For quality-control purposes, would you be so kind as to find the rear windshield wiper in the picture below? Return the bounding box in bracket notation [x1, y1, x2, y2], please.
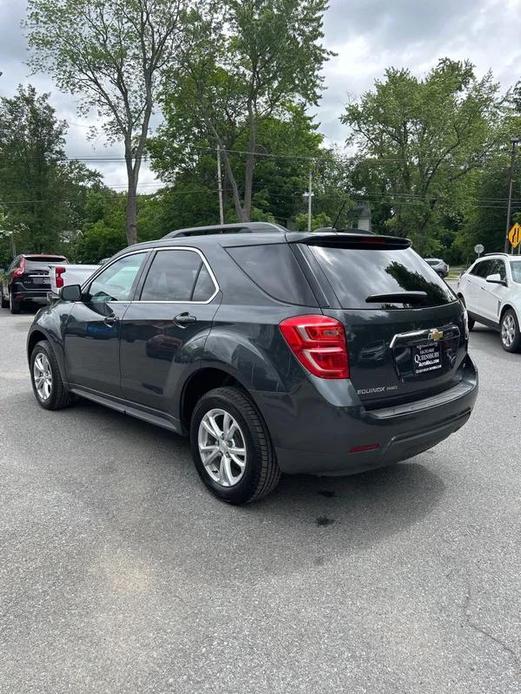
[365, 291, 428, 304]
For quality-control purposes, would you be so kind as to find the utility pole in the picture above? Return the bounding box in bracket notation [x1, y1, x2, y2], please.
[216, 145, 224, 225]
[504, 138, 520, 253]
[0, 229, 16, 258]
[303, 169, 314, 232]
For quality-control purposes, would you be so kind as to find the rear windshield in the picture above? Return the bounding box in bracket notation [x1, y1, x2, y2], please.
[309, 246, 455, 309]
[25, 256, 67, 267]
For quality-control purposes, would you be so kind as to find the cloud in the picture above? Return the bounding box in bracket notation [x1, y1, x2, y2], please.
[2, 0, 521, 186]
[319, 0, 521, 143]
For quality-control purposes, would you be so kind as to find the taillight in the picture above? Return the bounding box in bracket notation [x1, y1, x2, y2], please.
[279, 315, 349, 379]
[462, 308, 469, 340]
[55, 266, 66, 289]
[13, 257, 25, 278]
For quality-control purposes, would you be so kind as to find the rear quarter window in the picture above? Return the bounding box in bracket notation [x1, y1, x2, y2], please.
[308, 246, 455, 309]
[226, 244, 317, 306]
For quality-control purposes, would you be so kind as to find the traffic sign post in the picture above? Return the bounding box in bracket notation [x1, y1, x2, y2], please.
[474, 243, 484, 257]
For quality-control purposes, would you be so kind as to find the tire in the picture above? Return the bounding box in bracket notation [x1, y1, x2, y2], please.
[9, 290, 21, 314]
[30, 340, 75, 410]
[500, 309, 521, 353]
[190, 386, 281, 504]
[0, 287, 8, 309]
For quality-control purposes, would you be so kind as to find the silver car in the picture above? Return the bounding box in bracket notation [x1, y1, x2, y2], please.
[425, 257, 449, 278]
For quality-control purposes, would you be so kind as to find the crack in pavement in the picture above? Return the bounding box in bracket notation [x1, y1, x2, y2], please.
[463, 583, 520, 680]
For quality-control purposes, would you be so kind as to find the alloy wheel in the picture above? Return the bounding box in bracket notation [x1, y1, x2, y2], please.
[33, 352, 53, 401]
[198, 408, 247, 487]
[501, 314, 516, 348]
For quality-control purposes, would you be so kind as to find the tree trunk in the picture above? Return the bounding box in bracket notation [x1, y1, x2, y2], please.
[126, 172, 138, 246]
[220, 146, 246, 221]
[242, 109, 257, 221]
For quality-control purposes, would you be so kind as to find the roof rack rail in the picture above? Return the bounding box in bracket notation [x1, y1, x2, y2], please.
[483, 252, 510, 257]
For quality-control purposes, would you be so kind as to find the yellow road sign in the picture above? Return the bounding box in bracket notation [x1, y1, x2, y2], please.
[508, 223, 521, 249]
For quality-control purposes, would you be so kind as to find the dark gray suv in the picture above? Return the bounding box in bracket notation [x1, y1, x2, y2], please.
[27, 231, 478, 503]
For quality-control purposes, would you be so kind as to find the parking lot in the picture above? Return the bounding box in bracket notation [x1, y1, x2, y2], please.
[0, 309, 519, 694]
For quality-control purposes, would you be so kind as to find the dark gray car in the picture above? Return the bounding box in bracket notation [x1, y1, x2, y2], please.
[27, 231, 478, 503]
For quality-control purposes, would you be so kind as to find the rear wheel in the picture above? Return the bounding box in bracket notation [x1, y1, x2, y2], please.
[500, 309, 521, 353]
[30, 340, 75, 410]
[190, 386, 281, 504]
[9, 290, 21, 314]
[0, 287, 8, 308]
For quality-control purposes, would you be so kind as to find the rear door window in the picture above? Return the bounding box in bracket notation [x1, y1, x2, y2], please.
[140, 249, 216, 302]
[307, 246, 455, 309]
[511, 261, 521, 284]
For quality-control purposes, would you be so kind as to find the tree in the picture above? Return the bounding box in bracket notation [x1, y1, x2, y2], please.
[0, 85, 100, 255]
[26, 0, 186, 245]
[149, 107, 344, 228]
[342, 59, 503, 254]
[161, 0, 332, 222]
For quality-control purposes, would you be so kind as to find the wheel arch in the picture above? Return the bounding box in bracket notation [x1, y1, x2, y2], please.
[500, 303, 520, 323]
[27, 328, 68, 385]
[27, 329, 49, 361]
[180, 367, 249, 432]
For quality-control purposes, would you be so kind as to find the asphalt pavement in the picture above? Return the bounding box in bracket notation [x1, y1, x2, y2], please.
[0, 308, 520, 694]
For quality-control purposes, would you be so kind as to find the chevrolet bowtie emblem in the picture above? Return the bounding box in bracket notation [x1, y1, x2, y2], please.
[428, 328, 444, 342]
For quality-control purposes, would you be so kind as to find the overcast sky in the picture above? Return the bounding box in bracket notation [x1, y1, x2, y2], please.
[1, 0, 520, 192]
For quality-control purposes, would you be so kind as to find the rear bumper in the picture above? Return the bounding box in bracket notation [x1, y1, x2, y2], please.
[11, 286, 50, 304]
[256, 357, 478, 476]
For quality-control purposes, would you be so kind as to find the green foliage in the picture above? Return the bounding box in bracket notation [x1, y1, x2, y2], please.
[73, 187, 127, 262]
[149, 106, 350, 228]
[26, 0, 187, 244]
[0, 85, 101, 260]
[342, 59, 503, 255]
[160, 0, 332, 220]
[294, 211, 332, 231]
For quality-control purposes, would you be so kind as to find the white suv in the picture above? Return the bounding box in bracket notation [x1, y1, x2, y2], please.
[457, 254, 521, 352]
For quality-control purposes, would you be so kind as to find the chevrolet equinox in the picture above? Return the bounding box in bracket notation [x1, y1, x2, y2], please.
[27, 231, 478, 503]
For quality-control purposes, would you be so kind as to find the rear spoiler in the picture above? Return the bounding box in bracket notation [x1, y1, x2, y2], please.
[286, 232, 411, 250]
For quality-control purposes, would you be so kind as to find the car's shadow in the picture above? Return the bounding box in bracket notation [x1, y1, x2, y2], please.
[52, 397, 446, 578]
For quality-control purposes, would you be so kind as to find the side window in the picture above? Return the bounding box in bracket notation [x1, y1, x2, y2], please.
[140, 249, 215, 302]
[192, 264, 217, 301]
[489, 259, 506, 280]
[470, 260, 491, 278]
[87, 253, 146, 303]
[9, 257, 20, 272]
[226, 244, 318, 306]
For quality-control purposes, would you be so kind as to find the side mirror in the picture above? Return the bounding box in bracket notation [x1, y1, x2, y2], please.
[60, 284, 82, 302]
[486, 273, 507, 286]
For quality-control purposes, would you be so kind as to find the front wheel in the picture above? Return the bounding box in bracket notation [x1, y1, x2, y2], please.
[500, 309, 521, 353]
[190, 386, 281, 504]
[30, 340, 75, 410]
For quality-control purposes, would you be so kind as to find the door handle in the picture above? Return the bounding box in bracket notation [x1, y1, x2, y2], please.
[174, 312, 197, 326]
[103, 315, 118, 326]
